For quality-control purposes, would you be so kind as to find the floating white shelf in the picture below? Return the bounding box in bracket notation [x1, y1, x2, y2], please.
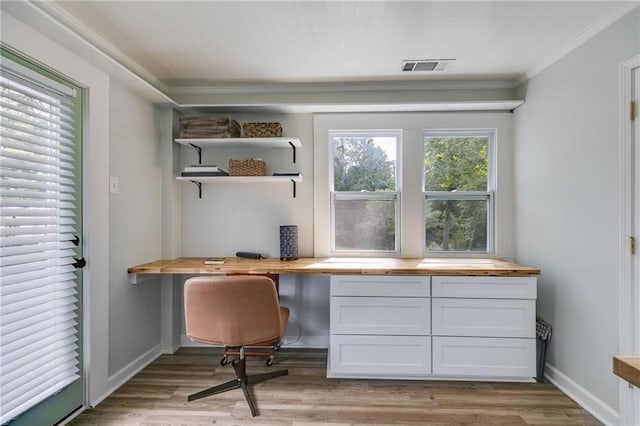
[175, 137, 301, 148]
[176, 174, 303, 183]
[177, 174, 303, 198]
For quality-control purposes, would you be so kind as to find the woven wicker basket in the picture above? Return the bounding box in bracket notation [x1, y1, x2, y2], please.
[242, 122, 283, 138]
[228, 159, 266, 176]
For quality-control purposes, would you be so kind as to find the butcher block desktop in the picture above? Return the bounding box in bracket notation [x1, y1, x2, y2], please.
[128, 257, 540, 279]
[614, 356, 640, 388]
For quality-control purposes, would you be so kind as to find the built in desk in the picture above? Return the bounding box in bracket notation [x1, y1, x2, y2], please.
[128, 257, 539, 281]
[614, 356, 640, 388]
[128, 257, 541, 382]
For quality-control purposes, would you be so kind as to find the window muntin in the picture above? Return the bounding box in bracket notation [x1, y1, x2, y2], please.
[330, 131, 400, 254]
[423, 130, 494, 254]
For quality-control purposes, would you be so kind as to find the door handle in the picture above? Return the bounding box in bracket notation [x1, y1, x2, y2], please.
[73, 257, 86, 269]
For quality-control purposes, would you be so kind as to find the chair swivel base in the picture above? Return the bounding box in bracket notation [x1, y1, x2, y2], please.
[188, 357, 288, 417]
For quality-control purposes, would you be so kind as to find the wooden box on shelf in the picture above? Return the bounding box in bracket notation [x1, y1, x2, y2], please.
[179, 114, 241, 138]
[228, 159, 266, 176]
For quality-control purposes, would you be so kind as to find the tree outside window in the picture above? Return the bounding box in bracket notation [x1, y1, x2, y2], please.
[330, 132, 399, 254]
[423, 131, 494, 253]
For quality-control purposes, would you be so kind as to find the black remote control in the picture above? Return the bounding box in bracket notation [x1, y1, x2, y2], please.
[236, 251, 264, 259]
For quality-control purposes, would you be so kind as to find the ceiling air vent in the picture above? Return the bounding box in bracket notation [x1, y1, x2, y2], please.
[402, 59, 455, 72]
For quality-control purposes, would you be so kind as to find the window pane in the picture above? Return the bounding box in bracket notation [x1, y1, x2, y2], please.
[424, 136, 488, 191]
[334, 198, 396, 251]
[425, 198, 488, 252]
[333, 136, 396, 191]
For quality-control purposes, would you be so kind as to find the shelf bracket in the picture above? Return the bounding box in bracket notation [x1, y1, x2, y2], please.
[189, 143, 203, 164]
[288, 141, 297, 164]
[291, 179, 297, 198]
[190, 180, 202, 199]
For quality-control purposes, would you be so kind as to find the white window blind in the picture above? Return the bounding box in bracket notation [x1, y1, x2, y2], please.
[0, 58, 80, 424]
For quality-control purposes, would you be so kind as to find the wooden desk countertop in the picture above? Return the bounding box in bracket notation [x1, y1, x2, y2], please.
[614, 356, 640, 388]
[128, 257, 540, 277]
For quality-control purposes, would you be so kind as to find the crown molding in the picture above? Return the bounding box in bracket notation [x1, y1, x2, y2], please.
[175, 100, 524, 114]
[166, 78, 521, 97]
[523, 2, 640, 83]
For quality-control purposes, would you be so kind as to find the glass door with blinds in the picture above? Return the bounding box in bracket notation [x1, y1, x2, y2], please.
[0, 49, 84, 425]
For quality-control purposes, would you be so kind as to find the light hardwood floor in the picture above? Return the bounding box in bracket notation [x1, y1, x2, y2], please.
[69, 348, 601, 425]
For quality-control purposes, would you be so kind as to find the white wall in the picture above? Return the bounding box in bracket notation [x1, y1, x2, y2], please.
[513, 8, 640, 425]
[108, 79, 163, 374]
[180, 112, 314, 258]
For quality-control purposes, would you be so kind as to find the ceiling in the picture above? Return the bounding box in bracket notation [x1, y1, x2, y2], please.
[25, 1, 639, 89]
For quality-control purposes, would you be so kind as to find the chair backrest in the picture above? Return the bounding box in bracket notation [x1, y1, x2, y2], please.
[184, 275, 282, 347]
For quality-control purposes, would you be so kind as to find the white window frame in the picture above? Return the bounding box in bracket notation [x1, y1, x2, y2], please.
[329, 130, 401, 256]
[422, 129, 496, 256]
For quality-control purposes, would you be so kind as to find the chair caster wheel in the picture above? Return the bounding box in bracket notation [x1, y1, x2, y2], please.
[266, 357, 274, 367]
[220, 356, 228, 366]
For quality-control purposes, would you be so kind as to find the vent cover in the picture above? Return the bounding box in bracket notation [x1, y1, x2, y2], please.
[402, 59, 455, 72]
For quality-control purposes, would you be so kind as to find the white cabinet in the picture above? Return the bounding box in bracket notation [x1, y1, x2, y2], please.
[331, 297, 431, 335]
[432, 275, 536, 299]
[330, 335, 431, 376]
[330, 275, 430, 297]
[431, 298, 535, 338]
[432, 336, 536, 378]
[328, 275, 431, 378]
[327, 274, 537, 382]
[431, 275, 537, 381]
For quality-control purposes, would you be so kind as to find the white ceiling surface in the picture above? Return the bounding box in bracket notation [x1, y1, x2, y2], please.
[5, 1, 637, 110]
[49, 1, 637, 88]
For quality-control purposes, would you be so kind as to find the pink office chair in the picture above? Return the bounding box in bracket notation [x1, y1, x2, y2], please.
[183, 275, 289, 416]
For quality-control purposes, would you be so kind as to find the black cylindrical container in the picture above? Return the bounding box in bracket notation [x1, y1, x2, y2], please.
[280, 225, 298, 260]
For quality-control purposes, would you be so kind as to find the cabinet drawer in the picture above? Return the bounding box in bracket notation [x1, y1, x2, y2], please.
[432, 298, 535, 338]
[330, 335, 431, 376]
[432, 336, 535, 379]
[331, 297, 430, 335]
[330, 275, 430, 297]
[432, 276, 536, 299]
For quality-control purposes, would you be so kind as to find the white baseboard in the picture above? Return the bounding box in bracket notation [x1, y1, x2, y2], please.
[161, 342, 181, 354]
[180, 334, 329, 349]
[90, 344, 162, 407]
[545, 363, 619, 426]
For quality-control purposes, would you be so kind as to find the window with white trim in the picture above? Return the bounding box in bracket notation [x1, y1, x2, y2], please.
[423, 130, 494, 254]
[330, 131, 400, 255]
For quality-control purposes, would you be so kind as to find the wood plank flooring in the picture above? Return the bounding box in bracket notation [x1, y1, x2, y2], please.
[69, 348, 601, 425]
